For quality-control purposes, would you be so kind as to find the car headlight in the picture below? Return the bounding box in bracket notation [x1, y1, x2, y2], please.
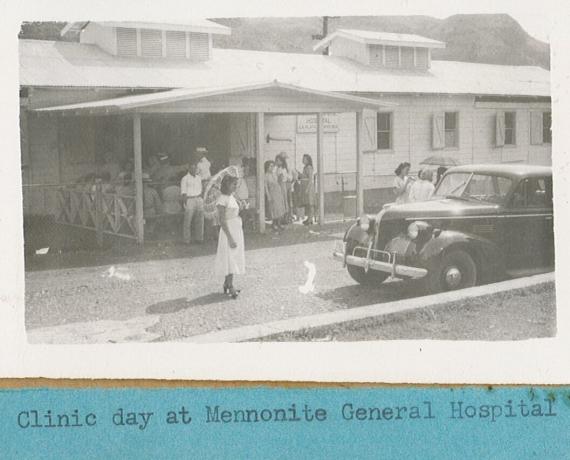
[407, 221, 431, 240]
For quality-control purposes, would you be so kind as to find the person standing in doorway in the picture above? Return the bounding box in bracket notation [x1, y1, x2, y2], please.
[215, 175, 245, 299]
[299, 154, 316, 225]
[276, 153, 293, 223]
[264, 160, 286, 232]
[180, 162, 204, 245]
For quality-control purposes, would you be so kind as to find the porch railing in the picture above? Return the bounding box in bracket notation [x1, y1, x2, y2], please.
[55, 184, 138, 242]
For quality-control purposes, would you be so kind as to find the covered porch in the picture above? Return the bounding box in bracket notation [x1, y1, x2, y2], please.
[33, 81, 393, 244]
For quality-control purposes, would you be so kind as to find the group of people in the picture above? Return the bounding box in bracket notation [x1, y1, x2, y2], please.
[264, 152, 316, 232]
[393, 162, 447, 204]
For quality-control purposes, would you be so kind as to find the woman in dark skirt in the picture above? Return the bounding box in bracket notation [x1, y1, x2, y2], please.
[299, 154, 316, 225]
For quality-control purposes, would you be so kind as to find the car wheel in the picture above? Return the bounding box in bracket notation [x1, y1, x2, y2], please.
[425, 249, 477, 294]
[345, 241, 389, 287]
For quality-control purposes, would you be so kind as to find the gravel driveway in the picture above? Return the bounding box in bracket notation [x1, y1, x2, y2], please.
[25, 227, 426, 343]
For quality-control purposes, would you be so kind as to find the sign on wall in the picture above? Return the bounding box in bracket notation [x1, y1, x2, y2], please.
[296, 114, 339, 133]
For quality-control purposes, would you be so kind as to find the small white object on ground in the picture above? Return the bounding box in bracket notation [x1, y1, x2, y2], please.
[102, 265, 132, 281]
[298, 261, 316, 294]
[308, 230, 320, 235]
[35, 247, 49, 255]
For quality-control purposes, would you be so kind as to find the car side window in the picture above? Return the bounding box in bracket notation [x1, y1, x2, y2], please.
[511, 177, 552, 209]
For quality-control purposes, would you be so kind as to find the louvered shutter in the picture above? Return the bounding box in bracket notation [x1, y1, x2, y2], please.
[495, 111, 505, 147]
[530, 111, 544, 145]
[165, 31, 186, 58]
[141, 29, 163, 57]
[116, 27, 137, 56]
[189, 32, 209, 61]
[362, 109, 377, 152]
[432, 112, 445, 149]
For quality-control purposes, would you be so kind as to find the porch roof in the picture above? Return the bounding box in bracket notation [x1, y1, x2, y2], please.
[32, 80, 397, 115]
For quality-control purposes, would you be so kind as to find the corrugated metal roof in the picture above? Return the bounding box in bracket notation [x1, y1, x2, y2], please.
[19, 39, 550, 97]
[314, 29, 446, 51]
[33, 81, 397, 114]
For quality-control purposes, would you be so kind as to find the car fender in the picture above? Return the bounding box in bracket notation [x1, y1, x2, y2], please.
[344, 222, 372, 247]
[418, 230, 504, 283]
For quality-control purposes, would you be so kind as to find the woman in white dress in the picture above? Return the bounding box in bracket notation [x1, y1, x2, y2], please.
[215, 175, 245, 299]
[409, 169, 435, 202]
[393, 162, 414, 204]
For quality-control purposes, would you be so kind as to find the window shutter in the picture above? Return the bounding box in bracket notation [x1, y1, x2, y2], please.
[530, 111, 543, 145]
[495, 111, 505, 147]
[362, 109, 377, 152]
[432, 112, 445, 149]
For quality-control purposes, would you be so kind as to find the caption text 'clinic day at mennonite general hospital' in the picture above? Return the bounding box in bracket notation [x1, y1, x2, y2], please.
[15, 399, 557, 431]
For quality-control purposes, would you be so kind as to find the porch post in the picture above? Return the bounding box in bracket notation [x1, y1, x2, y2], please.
[133, 113, 144, 243]
[355, 110, 365, 217]
[316, 112, 325, 225]
[256, 112, 266, 233]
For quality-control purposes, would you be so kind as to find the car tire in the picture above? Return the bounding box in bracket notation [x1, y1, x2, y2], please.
[345, 240, 389, 287]
[424, 249, 477, 294]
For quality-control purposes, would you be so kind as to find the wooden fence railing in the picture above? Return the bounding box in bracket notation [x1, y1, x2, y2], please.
[55, 184, 138, 243]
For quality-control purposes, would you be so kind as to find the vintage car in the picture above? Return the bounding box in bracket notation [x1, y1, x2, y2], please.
[333, 164, 554, 293]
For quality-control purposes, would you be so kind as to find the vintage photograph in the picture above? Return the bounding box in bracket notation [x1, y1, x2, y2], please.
[20, 15, 554, 344]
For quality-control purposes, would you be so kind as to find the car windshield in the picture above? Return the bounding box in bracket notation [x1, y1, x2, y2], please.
[434, 172, 513, 204]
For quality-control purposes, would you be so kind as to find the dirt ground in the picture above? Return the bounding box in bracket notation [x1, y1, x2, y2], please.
[261, 282, 556, 342]
[25, 221, 557, 343]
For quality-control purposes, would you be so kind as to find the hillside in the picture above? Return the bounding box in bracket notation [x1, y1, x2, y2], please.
[19, 14, 550, 69]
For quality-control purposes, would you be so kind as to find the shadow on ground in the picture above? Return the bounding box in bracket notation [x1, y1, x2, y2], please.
[316, 279, 427, 309]
[25, 221, 346, 272]
[146, 292, 231, 314]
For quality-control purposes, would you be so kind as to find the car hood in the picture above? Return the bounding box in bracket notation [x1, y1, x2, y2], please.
[379, 198, 500, 221]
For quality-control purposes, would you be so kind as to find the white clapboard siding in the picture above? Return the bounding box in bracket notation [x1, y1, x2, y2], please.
[530, 111, 544, 145]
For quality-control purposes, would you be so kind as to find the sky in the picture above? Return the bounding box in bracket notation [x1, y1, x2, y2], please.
[8, 0, 565, 43]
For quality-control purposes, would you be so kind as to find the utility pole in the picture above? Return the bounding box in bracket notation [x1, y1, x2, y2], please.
[311, 16, 339, 55]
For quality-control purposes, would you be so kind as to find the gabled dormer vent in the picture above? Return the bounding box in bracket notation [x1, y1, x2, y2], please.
[64, 20, 230, 61]
[314, 29, 445, 70]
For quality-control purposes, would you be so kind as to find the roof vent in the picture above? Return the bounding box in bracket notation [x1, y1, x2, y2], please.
[314, 29, 445, 70]
[64, 20, 230, 60]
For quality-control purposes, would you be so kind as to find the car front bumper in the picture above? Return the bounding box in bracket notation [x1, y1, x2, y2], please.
[332, 241, 428, 279]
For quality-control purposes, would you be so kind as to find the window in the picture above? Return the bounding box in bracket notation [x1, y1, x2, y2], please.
[377, 113, 392, 150]
[504, 112, 516, 145]
[543, 111, 552, 144]
[435, 173, 513, 205]
[444, 112, 458, 148]
[511, 177, 552, 208]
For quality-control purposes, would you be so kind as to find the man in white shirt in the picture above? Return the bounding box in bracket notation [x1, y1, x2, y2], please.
[180, 163, 204, 244]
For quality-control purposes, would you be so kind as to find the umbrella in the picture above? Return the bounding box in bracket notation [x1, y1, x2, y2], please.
[203, 165, 241, 219]
[420, 156, 460, 167]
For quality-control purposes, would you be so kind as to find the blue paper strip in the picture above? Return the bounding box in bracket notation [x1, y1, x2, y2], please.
[0, 386, 568, 459]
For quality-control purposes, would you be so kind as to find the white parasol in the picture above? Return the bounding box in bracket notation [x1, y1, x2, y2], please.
[203, 165, 241, 219]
